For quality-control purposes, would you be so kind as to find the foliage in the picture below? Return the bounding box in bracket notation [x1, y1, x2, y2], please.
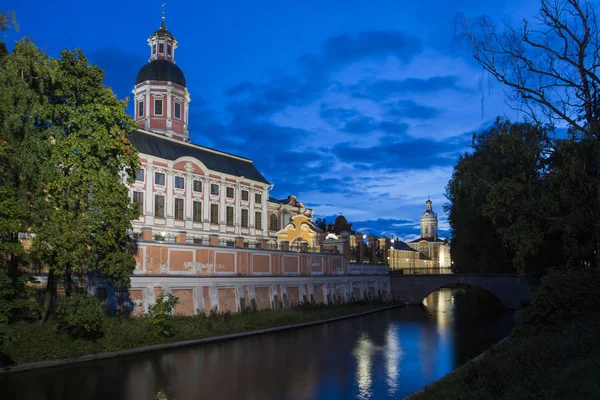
[445, 119, 599, 276]
[0, 269, 39, 325]
[0, 301, 391, 364]
[0, 36, 140, 303]
[454, 0, 600, 269]
[146, 292, 179, 337]
[55, 294, 104, 339]
[518, 268, 600, 334]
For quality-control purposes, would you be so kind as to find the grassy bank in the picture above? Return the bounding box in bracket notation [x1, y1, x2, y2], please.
[0, 301, 393, 365]
[411, 319, 600, 400]
[412, 269, 600, 400]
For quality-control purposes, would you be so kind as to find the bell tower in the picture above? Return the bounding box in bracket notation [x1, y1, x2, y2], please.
[132, 6, 191, 141]
[420, 198, 438, 240]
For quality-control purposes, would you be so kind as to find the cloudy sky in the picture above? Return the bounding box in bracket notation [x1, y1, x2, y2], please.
[5, 0, 541, 241]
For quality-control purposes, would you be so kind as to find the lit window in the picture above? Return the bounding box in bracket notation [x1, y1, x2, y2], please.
[226, 187, 234, 198]
[174, 176, 184, 189]
[210, 204, 219, 224]
[174, 102, 181, 119]
[241, 190, 249, 201]
[255, 193, 262, 204]
[193, 201, 202, 222]
[193, 180, 202, 192]
[133, 192, 144, 215]
[255, 212, 262, 230]
[135, 168, 144, 182]
[154, 195, 165, 217]
[154, 172, 165, 186]
[226, 206, 234, 226]
[138, 101, 144, 117]
[174, 198, 184, 220]
[154, 99, 163, 116]
[211, 184, 219, 196]
[241, 209, 249, 228]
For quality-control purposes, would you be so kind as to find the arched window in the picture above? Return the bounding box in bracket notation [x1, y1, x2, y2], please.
[270, 214, 278, 231]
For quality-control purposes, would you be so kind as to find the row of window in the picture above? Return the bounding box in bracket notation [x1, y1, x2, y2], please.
[133, 193, 278, 230]
[133, 193, 278, 229]
[137, 99, 182, 119]
[152, 41, 172, 56]
[135, 170, 263, 202]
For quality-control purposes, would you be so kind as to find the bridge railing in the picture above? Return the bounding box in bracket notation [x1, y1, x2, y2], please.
[390, 267, 453, 275]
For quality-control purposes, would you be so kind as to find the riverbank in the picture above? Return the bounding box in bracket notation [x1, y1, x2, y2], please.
[411, 269, 600, 400]
[0, 301, 397, 371]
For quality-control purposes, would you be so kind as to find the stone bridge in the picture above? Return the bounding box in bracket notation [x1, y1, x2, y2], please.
[390, 274, 533, 309]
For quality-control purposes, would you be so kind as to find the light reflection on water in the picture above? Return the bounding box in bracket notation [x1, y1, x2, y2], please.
[0, 288, 514, 400]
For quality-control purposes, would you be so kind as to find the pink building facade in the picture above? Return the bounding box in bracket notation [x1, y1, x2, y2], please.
[95, 15, 390, 315]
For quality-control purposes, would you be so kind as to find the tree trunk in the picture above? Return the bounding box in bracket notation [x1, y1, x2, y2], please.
[596, 141, 600, 270]
[40, 268, 56, 323]
[64, 265, 73, 296]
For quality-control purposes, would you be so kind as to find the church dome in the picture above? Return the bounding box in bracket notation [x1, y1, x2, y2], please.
[422, 210, 437, 219]
[151, 25, 174, 40]
[136, 60, 186, 87]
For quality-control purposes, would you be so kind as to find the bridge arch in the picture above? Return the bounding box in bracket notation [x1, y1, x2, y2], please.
[420, 283, 506, 309]
[390, 274, 532, 309]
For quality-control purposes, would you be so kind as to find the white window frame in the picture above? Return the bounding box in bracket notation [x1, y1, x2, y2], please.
[154, 99, 163, 116]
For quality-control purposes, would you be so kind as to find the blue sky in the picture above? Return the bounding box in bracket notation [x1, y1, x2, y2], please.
[4, 0, 540, 241]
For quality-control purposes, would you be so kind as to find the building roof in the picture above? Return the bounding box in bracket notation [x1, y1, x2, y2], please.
[129, 130, 270, 184]
[408, 237, 445, 244]
[268, 197, 288, 204]
[392, 241, 419, 252]
[136, 60, 186, 87]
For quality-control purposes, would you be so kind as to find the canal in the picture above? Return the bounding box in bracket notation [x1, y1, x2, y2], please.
[0, 287, 514, 399]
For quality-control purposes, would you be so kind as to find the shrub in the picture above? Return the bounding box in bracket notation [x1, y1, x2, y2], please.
[518, 268, 600, 334]
[147, 292, 179, 337]
[0, 269, 40, 324]
[56, 293, 104, 339]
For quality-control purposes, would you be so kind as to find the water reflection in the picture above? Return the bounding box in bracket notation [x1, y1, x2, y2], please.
[354, 333, 375, 399]
[0, 288, 514, 400]
[384, 326, 402, 397]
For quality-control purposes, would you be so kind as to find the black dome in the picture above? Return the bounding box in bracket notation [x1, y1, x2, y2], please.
[136, 60, 186, 87]
[152, 27, 174, 40]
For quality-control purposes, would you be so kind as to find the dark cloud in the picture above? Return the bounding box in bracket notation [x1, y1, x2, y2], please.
[319, 106, 362, 122]
[298, 30, 423, 78]
[225, 30, 423, 122]
[387, 99, 439, 119]
[320, 105, 410, 136]
[349, 76, 464, 101]
[333, 134, 470, 170]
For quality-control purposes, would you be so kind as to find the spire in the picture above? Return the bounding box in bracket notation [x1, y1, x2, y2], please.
[161, 2, 166, 29]
[426, 198, 432, 211]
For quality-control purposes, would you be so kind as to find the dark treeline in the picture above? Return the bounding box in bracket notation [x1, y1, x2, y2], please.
[445, 119, 599, 277]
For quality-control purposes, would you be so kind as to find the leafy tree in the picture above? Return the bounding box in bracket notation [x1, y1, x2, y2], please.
[0, 37, 140, 318]
[446, 119, 598, 276]
[56, 293, 104, 339]
[147, 292, 179, 337]
[314, 217, 327, 231]
[454, 0, 600, 268]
